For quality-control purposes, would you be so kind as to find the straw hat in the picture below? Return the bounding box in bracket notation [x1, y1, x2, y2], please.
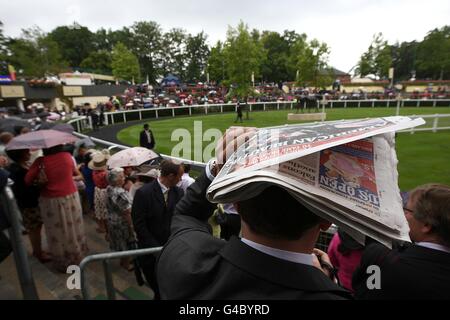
[88, 151, 110, 171]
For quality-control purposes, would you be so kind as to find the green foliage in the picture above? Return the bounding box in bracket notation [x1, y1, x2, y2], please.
[7, 27, 68, 77]
[48, 24, 94, 67]
[223, 22, 266, 98]
[80, 50, 112, 74]
[207, 41, 226, 84]
[359, 27, 450, 81]
[391, 41, 419, 81]
[185, 32, 210, 83]
[290, 37, 330, 88]
[260, 31, 290, 83]
[416, 26, 450, 80]
[111, 42, 140, 82]
[129, 21, 163, 83]
[160, 28, 188, 78]
[0, 21, 8, 74]
[357, 33, 392, 78]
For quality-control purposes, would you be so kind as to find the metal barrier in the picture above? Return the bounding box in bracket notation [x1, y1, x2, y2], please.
[70, 131, 207, 171]
[0, 179, 39, 300]
[79, 246, 162, 300]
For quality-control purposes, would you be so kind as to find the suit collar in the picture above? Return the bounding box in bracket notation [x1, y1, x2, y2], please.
[402, 243, 450, 263]
[219, 237, 348, 294]
[157, 178, 169, 194]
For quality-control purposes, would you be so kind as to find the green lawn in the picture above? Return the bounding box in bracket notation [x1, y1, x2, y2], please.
[117, 107, 450, 190]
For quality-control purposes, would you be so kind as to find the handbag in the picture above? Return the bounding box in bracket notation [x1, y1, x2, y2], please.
[75, 179, 86, 190]
[35, 158, 48, 188]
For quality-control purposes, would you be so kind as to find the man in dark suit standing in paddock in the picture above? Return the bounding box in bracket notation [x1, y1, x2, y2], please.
[156, 127, 351, 300]
[353, 183, 450, 299]
[132, 160, 184, 299]
[139, 123, 156, 149]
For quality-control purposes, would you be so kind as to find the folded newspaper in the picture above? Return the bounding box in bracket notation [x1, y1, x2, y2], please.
[206, 116, 425, 248]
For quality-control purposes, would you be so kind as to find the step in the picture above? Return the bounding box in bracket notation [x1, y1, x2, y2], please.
[1, 214, 153, 300]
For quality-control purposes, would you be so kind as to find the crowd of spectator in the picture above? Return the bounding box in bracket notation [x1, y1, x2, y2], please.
[0, 121, 449, 300]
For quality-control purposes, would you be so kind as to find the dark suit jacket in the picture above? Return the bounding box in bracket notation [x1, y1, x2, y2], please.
[352, 242, 450, 300]
[139, 129, 155, 149]
[131, 180, 184, 252]
[156, 170, 351, 300]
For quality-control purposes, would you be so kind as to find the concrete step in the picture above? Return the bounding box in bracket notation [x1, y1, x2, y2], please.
[0, 214, 154, 300]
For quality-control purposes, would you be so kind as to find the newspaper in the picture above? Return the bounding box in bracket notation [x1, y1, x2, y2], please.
[207, 116, 425, 247]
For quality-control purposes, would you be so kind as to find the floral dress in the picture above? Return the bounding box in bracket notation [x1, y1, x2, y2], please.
[105, 186, 136, 252]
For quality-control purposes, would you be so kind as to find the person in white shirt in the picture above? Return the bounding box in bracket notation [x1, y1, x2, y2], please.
[177, 163, 195, 192]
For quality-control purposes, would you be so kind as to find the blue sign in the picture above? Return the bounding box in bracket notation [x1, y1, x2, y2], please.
[0, 75, 12, 84]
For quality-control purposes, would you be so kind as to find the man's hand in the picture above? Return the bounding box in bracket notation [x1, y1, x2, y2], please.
[0, 155, 9, 168]
[312, 248, 337, 282]
[214, 126, 258, 174]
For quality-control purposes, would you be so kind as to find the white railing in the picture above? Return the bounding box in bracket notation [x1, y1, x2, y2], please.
[398, 114, 450, 134]
[101, 99, 450, 125]
[66, 111, 450, 167]
[69, 123, 207, 170]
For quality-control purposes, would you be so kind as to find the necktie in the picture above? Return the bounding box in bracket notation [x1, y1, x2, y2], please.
[163, 190, 169, 205]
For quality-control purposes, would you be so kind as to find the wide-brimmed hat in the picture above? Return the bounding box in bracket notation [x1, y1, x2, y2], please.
[136, 168, 160, 179]
[88, 152, 110, 171]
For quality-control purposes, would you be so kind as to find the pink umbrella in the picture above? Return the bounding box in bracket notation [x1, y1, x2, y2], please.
[5, 129, 78, 151]
[107, 147, 160, 168]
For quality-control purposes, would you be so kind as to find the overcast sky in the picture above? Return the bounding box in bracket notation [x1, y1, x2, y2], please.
[2, 0, 449, 73]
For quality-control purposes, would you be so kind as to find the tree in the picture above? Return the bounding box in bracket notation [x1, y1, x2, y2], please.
[223, 22, 265, 98]
[111, 42, 140, 82]
[391, 41, 419, 81]
[260, 31, 290, 82]
[92, 28, 110, 51]
[160, 28, 188, 79]
[287, 35, 330, 88]
[107, 27, 134, 50]
[357, 33, 392, 78]
[416, 26, 450, 80]
[129, 21, 163, 83]
[185, 32, 210, 83]
[0, 21, 8, 74]
[80, 50, 112, 74]
[207, 41, 226, 84]
[48, 24, 94, 67]
[7, 27, 68, 77]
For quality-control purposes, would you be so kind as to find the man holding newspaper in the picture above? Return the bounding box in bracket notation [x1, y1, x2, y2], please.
[157, 116, 450, 299]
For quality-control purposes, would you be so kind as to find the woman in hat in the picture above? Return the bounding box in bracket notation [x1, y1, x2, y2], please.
[129, 169, 160, 200]
[90, 150, 110, 235]
[105, 168, 136, 271]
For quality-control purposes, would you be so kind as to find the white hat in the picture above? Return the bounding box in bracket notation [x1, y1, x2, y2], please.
[88, 151, 110, 171]
[136, 169, 160, 179]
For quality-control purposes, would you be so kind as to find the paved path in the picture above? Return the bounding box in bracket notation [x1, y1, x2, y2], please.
[87, 120, 146, 147]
